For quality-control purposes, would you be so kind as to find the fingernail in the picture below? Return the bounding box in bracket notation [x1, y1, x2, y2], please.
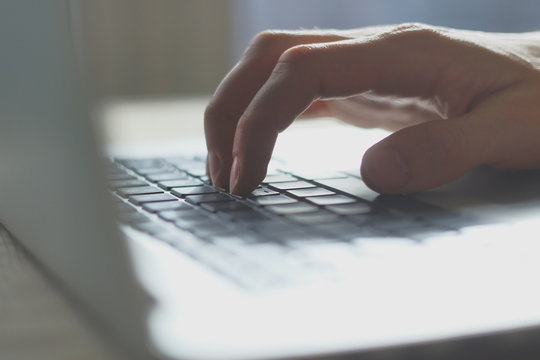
[361, 147, 410, 193]
[229, 156, 240, 194]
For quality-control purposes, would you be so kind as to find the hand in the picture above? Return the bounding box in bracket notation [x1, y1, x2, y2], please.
[204, 23, 540, 196]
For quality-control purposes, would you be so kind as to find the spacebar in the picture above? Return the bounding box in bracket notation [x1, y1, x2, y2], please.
[317, 177, 380, 202]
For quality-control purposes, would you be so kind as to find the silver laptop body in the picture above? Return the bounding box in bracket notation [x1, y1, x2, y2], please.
[2, 1, 540, 359]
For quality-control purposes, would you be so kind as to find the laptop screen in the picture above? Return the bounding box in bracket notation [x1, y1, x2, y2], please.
[0, 1, 149, 358]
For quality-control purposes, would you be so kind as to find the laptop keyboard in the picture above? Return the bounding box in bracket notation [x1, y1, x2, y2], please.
[107, 157, 471, 290]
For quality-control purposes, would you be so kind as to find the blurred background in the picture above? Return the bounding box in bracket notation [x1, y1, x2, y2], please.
[77, 0, 540, 100]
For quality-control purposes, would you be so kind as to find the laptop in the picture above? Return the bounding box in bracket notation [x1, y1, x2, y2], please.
[2, 1, 540, 359]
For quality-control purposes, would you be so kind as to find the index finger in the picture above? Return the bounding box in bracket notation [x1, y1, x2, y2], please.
[204, 31, 348, 188]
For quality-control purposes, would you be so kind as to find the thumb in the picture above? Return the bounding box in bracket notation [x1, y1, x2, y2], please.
[360, 114, 486, 194]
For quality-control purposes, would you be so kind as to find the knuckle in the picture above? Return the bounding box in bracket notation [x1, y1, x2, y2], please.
[390, 22, 430, 33]
[247, 30, 294, 56]
[382, 22, 444, 43]
[274, 44, 316, 73]
[281, 44, 315, 61]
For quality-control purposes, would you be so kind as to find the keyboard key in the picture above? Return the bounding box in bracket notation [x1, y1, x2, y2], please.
[117, 186, 163, 198]
[109, 179, 148, 188]
[268, 181, 316, 191]
[201, 202, 253, 213]
[252, 194, 298, 206]
[119, 158, 163, 169]
[317, 177, 379, 202]
[158, 179, 202, 190]
[107, 173, 136, 181]
[250, 187, 279, 197]
[306, 195, 356, 206]
[166, 158, 207, 177]
[146, 172, 188, 182]
[171, 185, 217, 197]
[129, 193, 177, 205]
[287, 187, 335, 198]
[142, 200, 191, 213]
[262, 173, 298, 183]
[134, 167, 174, 175]
[326, 202, 373, 215]
[184, 167, 207, 177]
[266, 203, 318, 215]
[185, 193, 234, 205]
